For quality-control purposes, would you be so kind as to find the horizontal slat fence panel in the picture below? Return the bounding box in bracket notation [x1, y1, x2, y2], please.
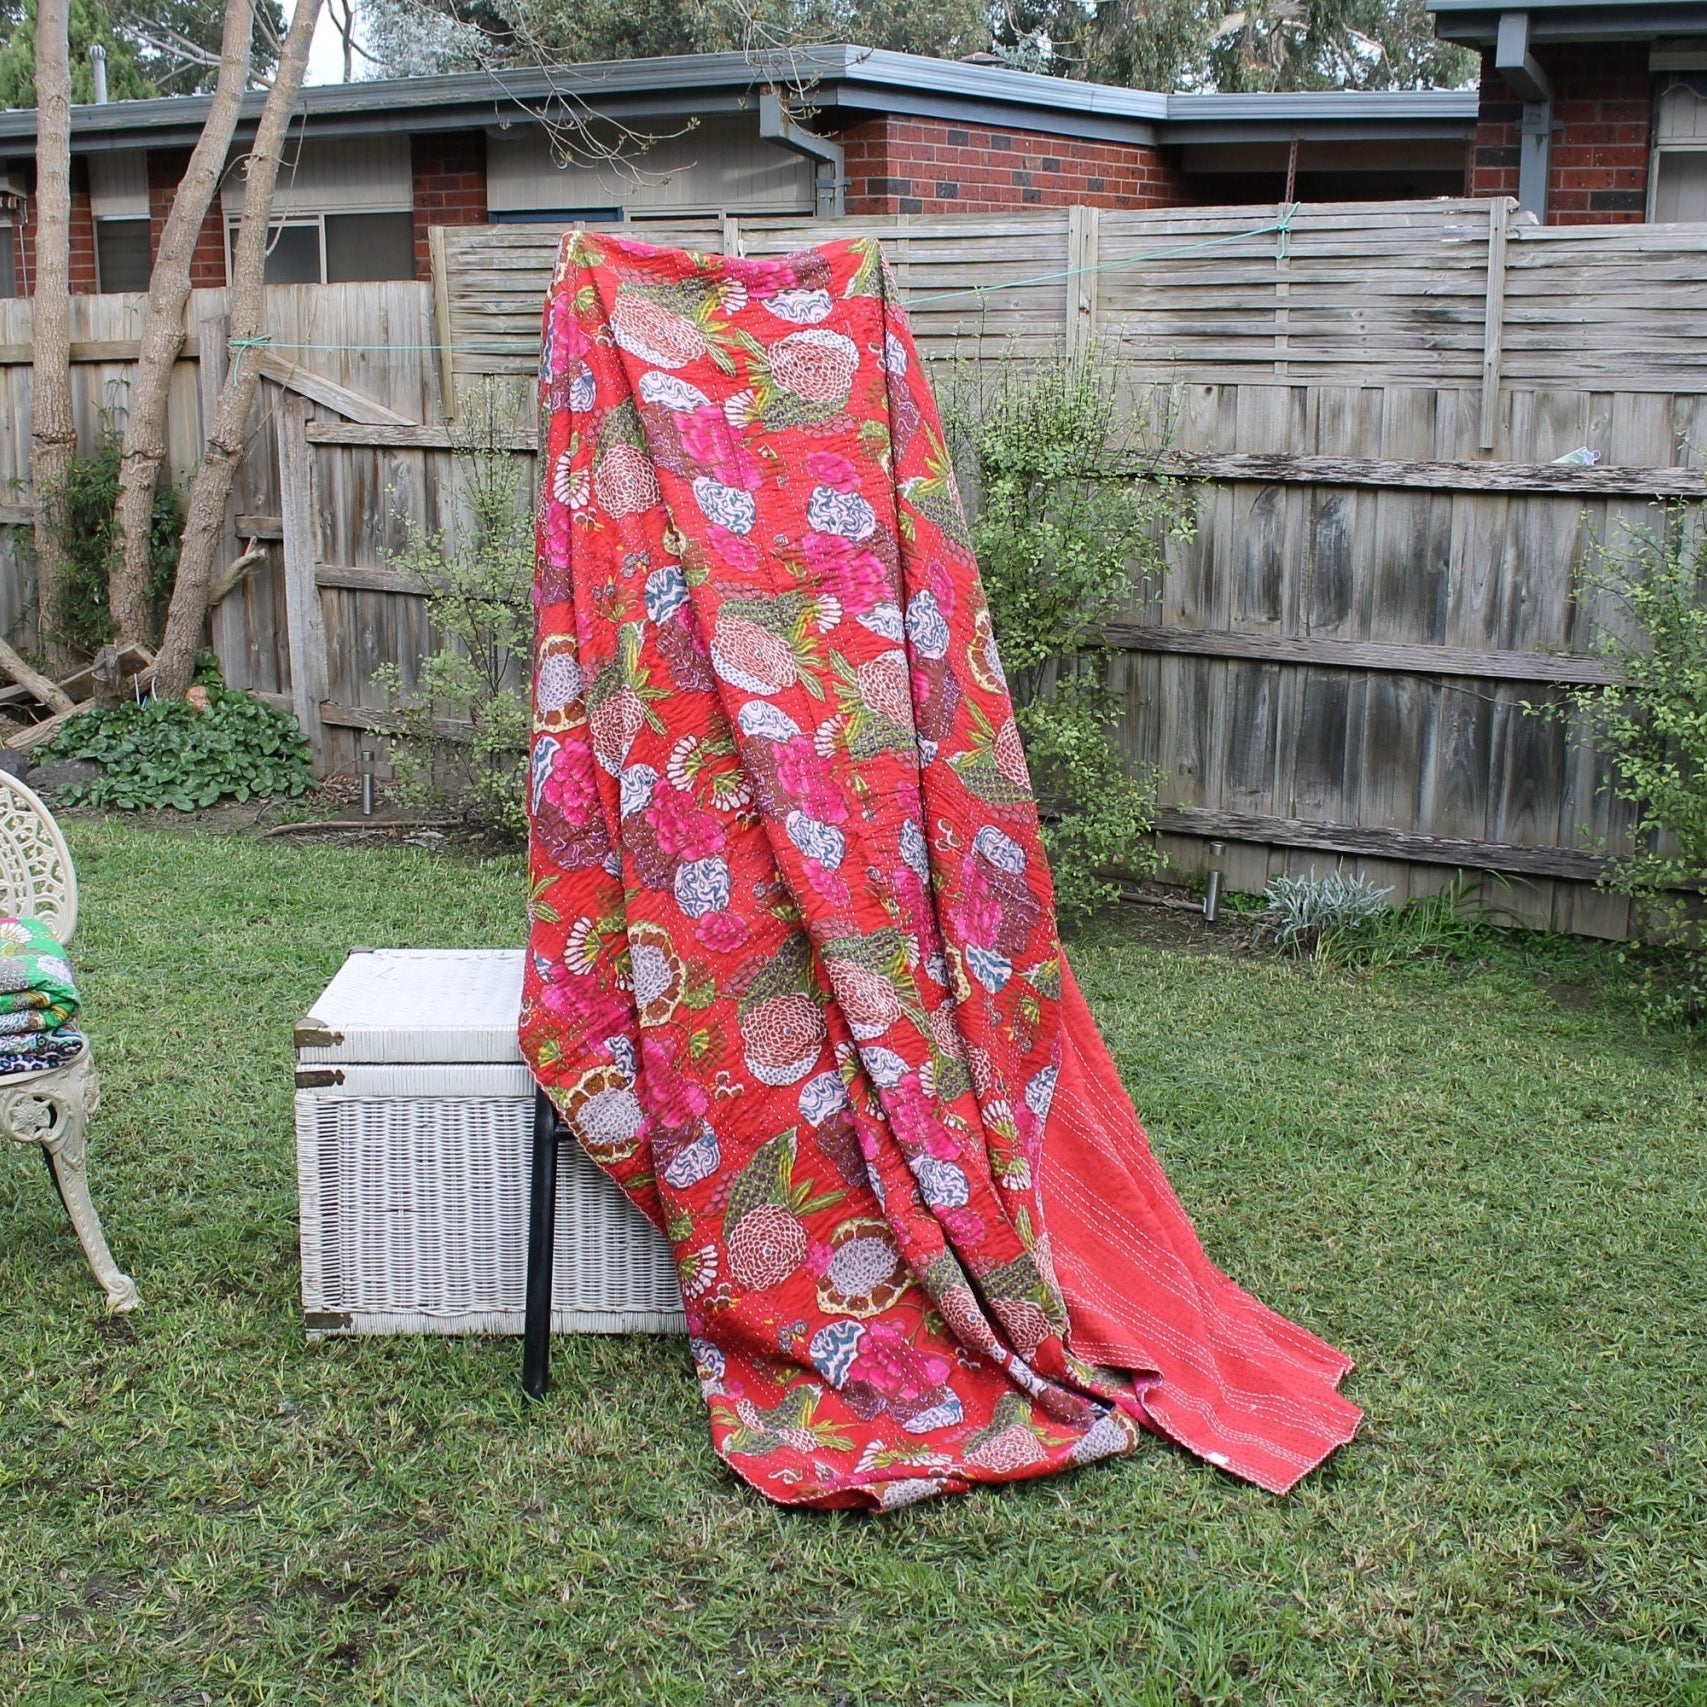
[5, 202, 1707, 938]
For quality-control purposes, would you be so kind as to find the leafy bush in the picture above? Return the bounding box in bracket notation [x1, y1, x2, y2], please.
[947, 354, 1194, 921]
[1539, 511, 1707, 1022]
[46, 434, 182, 655]
[373, 386, 532, 840]
[39, 682, 312, 810]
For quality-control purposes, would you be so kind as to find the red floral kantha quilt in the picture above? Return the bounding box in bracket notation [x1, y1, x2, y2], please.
[520, 230, 1362, 1509]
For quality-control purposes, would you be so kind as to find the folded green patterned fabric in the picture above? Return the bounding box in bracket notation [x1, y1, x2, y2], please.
[0, 916, 81, 1067]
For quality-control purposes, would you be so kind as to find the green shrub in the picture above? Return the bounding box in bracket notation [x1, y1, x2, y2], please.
[373, 386, 532, 840]
[946, 354, 1194, 921]
[39, 681, 312, 810]
[46, 435, 182, 655]
[1540, 510, 1707, 1023]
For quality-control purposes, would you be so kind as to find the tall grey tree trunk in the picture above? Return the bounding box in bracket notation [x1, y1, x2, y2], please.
[154, 0, 323, 702]
[109, 0, 256, 648]
[29, 0, 76, 677]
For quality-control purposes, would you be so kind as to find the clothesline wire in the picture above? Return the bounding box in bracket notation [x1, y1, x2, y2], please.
[225, 205, 1302, 356]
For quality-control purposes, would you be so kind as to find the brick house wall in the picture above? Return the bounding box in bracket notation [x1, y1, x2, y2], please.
[1469, 43, 1653, 222]
[837, 115, 1188, 215]
[410, 130, 487, 281]
[147, 149, 229, 288]
[11, 161, 99, 295]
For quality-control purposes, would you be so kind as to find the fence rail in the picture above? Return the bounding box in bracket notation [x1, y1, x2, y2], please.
[3, 199, 1707, 938]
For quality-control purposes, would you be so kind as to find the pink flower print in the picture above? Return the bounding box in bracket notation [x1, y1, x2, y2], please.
[695, 910, 749, 954]
[803, 531, 892, 613]
[543, 741, 599, 822]
[646, 782, 725, 862]
[926, 556, 957, 618]
[680, 407, 763, 490]
[952, 857, 1005, 947]
[941, 1206, 985, 1245]
[850, 1321, 952, 1407]
[805, 451, 860, 493]
[640, 1035, 711, 1128]
[773, 738, 847, 825]
[735, 257, 800, 299]
[537, 963, 629, 1039]
[802, 858, 851, 909]
[708, 526, 760, 572]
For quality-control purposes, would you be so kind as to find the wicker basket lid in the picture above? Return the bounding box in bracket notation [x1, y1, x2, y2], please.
[296, 948, 526, 1066]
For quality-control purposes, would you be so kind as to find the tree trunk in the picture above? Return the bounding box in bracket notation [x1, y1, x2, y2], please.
[154, 0, 323, 703]
[30, 0, 76, 676]
[108, 0, 256, 648]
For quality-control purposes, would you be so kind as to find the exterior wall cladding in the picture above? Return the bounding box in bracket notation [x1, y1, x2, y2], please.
[1469, 43, 1653, 223]
[837, 115, 1190, 214]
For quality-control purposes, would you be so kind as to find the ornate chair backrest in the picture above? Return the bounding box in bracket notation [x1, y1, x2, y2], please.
[0, 770, 78, 946]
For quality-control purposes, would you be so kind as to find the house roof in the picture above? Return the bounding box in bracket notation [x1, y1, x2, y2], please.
[0, 45, 1478, 156]
[1428, 0, 1707, 46]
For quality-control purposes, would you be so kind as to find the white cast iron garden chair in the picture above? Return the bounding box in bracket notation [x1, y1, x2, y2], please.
[0, 769, 137, 1310]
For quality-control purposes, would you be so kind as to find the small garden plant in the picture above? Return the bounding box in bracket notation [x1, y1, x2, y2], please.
[1536, 508, 1707, 1024]
[38, 674, 312, 811]
[1253, 868, 1393, 957]
[42, 431, 182, 655]
[947, 353, 1195, 921]
[374, 384, 532, 840]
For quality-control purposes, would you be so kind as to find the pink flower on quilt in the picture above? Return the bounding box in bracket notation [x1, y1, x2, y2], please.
[543, 742, 599, 821]
[805, 451, 860, 493]
[708, 526, 760, 572]
[680, 407, 763, 490]
[641, 1034, 711, 1127]
[850, 1321, 952, 1406]
[774, 738, 847, 825]
[695, 910, 749, 953]
[803, 531, 891, 613]
[646, 782, 725, 862]
[537, 964, 629, 1039]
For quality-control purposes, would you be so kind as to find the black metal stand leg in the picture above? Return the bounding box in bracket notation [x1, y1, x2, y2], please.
[522, 1086, 560, 1401]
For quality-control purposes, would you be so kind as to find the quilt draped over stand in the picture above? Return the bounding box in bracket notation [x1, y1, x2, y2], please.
[520, 230, 1362, 1509]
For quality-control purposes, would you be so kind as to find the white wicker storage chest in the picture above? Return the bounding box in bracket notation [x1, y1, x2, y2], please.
[294, 948, 686, 1338]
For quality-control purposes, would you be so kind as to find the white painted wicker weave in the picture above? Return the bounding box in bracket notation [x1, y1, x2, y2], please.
[0, 769, 137, 1311]
[295, 949, 685, 1337]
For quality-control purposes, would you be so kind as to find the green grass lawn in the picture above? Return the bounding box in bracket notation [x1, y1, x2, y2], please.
[3, 822, 1704, 1706]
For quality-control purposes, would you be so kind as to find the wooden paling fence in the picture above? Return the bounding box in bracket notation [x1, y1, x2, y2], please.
[3, 199, 1706, 936]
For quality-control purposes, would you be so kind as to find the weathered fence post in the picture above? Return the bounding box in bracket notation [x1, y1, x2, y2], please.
[1479, 197, 1511, 451]
[1065, 205, 1100, 365]
[278, 391, 328, 767]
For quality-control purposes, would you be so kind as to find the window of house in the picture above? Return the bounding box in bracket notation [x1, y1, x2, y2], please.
[94, 216, 153, 292]
[1653, 149, 1707, 220]
[1651, 79, 1707, 221]
[232, 210, 417, 285]
[221, 137, 415, 284]
[0, 224, 16, 298]
[488, 207, 622, 225]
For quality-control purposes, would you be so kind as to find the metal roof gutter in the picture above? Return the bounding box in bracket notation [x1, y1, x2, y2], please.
[0, 44, 1477, 155]
[1429, 0, 1707, 43]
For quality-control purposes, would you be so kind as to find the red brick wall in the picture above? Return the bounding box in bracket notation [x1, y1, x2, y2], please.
[836, 115, 1188, 215]
[1470, 44, 1653, 223]
[148, 148, 229, 287]
[9, 162, 100, 296]
[69, 160, 98, 293]
[411, 130, 488, 281]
